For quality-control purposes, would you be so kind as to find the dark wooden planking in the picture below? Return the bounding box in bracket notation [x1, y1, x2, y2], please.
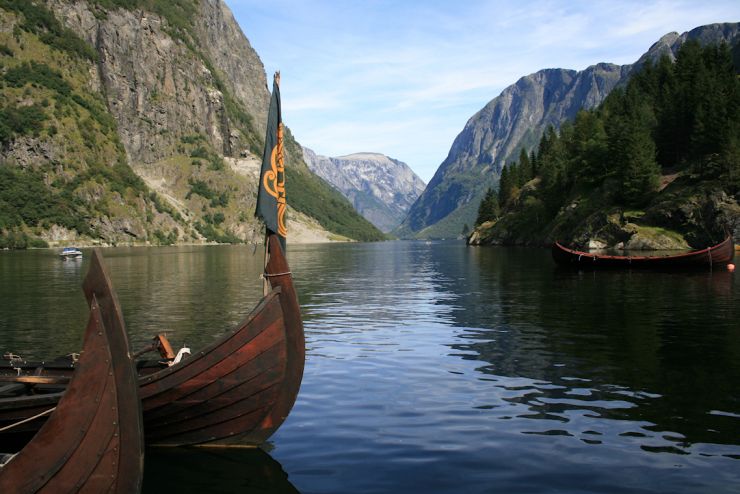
[0, 293, 143, 493]
[139, 291, 284, 403]
[82, 250, 144, 481]
[144, 343, 286, 424]
[146, 373, 283, 443]
[552, 236, 735, 269]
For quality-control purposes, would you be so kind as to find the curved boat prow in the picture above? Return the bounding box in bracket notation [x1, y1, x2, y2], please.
[0, 251, 144, 493]
[255, 234, 306, 442]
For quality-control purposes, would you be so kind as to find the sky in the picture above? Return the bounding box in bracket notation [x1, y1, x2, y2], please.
[224, 1, 740, 183]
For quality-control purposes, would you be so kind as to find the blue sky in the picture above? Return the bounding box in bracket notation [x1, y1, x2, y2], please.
[224, 1, 740, 183]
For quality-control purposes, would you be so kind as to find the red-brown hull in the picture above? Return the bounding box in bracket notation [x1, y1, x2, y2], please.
[0, 251, 144, 493]
[552, 236, 735, 269]
[0, 235, 305, 447]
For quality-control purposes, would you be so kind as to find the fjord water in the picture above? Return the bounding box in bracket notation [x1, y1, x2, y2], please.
[1, 241, 739, 493]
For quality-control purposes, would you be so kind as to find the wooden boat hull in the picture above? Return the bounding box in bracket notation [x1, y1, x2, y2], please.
[552, 236, 735, 269]
[0, 251, 143, 493]
[0, 235, 305, 447]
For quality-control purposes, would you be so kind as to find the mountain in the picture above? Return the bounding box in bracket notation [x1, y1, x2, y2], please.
[0, 0, 383, 248]
[396, 22, 740, 239]
[470, 36, 740, 250]
[302, 148, 426, 232]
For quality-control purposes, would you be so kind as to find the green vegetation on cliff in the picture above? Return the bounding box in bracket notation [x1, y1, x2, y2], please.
[0, 2, 175, 247]
[473, 40, 740, 249]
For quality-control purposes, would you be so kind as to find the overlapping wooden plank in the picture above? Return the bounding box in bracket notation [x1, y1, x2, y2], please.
[141, 317, 285, 410]
[147, 383, 281, 445]
[138, 291, 283, 400]
[144, 343, 286, 422]
[145, 363, 285, 432]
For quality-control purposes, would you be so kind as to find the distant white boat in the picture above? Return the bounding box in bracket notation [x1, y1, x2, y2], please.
[59, 247, 83, 259]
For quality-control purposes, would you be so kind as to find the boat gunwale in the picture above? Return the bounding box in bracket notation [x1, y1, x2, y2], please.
[553, 236, 733, 264]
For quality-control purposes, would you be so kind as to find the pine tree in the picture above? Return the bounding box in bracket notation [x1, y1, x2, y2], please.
[569, 110, 608, 187]
[529, 150, 538, 176]
[476, 187, 500, 225]
[517, 148, 532, 186]
[606, 89, 659, 206]
[498, 166, 511, 208]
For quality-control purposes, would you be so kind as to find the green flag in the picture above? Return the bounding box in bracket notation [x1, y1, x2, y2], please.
[255, 73, 287, 252]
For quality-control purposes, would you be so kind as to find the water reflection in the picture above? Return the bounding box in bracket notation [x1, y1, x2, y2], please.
[0, 246, 267, 358]
[142, 447, 299, 493]
[446, 246, 740, 456]
[0, 249, 89, 357]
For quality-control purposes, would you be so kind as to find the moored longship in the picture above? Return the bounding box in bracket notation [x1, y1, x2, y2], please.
[552, 236, 735, 269]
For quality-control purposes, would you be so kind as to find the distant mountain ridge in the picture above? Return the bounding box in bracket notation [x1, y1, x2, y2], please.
[303, 148, 426, 232]
[396, 22, 740, 239]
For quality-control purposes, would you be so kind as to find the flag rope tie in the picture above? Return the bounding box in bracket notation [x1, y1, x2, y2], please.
[263, 271, 291, 278]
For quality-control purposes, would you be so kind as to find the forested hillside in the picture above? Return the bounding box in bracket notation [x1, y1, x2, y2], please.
[471, 40, 740, 249]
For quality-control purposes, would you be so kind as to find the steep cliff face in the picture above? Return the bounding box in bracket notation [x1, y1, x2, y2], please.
[303, 148, 425, 232]
[396, 63, 627, 238]
[397, 23, 740, 239]
[48, 0, 266, 165]
[1, 0, 380, 247]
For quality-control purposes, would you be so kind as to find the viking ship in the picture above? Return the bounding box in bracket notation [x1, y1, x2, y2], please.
[0, 73, 305, 447]
[552, 236, 734, 269]
[0, 251, 144, 493]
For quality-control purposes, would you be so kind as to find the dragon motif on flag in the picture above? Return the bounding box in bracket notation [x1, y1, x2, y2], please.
[262, 123, 287, 237]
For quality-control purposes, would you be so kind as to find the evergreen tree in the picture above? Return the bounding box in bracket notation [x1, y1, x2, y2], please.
[476, 187, 500, 225]
[529, 150, 538, 176]
[671, 40, 704, 164]
[498, 166, 511, 208]
[517, 148, 532, 186]
[568, 110, 608, 187]
[474, 40, 740, 241]
[606, 89, 659, 206]
[538, 127, 569, 211]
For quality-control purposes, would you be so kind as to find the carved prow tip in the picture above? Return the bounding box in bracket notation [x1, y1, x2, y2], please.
[83, 248, 109, 304]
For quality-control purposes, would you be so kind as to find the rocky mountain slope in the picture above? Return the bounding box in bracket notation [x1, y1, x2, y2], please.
[0, 0, 382, 248]
[396, 23, 740, 239]
[469, 37, 740, 250]
[302, 148, 425, 232]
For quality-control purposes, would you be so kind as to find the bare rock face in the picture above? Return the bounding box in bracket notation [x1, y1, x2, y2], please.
[303, 148, 426, 232]
[49, 0, 269, 164]
[194, 0, 269, 136]
[398, 63, 628, 238]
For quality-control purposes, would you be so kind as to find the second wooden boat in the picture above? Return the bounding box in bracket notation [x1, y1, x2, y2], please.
[552, 236, 735, 269]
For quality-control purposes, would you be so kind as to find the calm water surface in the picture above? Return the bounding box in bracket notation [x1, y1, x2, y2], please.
[1, 241, 739, 493]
